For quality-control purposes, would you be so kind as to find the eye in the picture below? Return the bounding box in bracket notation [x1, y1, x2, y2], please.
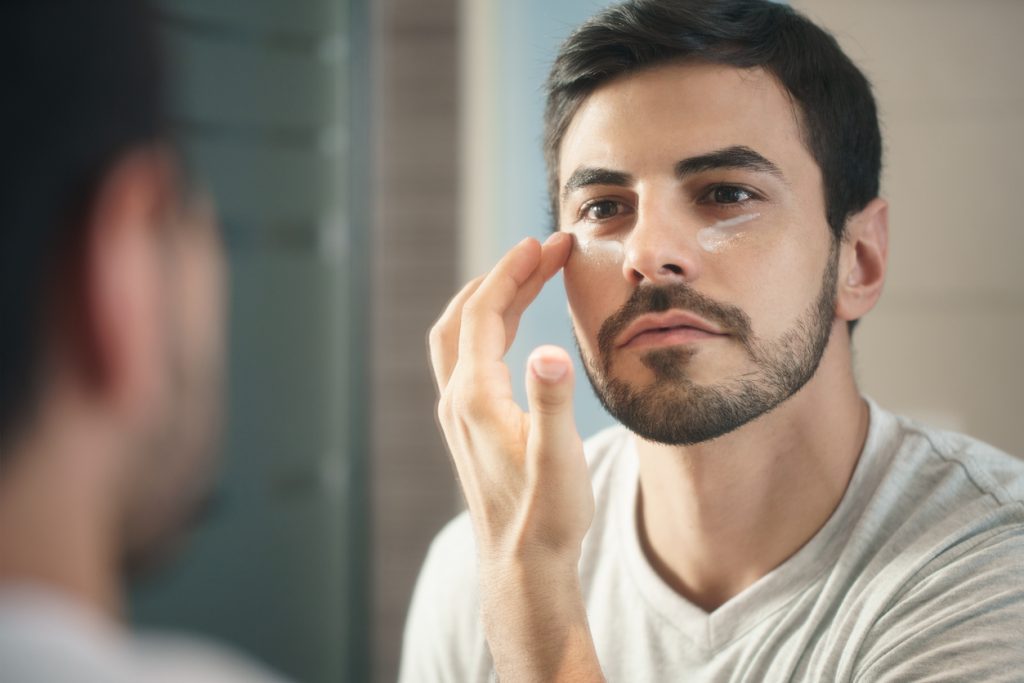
[701, 185, 760, 205]
[579, 199, 630, 222]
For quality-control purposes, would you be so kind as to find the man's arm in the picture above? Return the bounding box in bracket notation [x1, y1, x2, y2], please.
[427, 233, 605, 683]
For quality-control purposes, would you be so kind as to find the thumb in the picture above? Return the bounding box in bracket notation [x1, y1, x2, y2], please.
[525, 345, 579, 457]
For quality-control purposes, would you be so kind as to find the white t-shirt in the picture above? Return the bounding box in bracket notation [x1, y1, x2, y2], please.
[400, 398, 1024, 682]
[0, 585, 290, 683]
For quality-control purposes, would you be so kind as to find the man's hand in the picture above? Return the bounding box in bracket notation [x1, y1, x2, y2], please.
[429, 233, 604, 682]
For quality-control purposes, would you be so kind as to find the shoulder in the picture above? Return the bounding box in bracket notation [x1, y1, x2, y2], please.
[852, 524, 1024, 682]
[849, 405, 1024, 680]
[894, 413, 1024, 505]
[0, 588, 287, 683]
[861, 404, 1024, 544]
[399, 512, 491, 683]
[133, 634, 289, 683]
[860, 405, 1024, 595]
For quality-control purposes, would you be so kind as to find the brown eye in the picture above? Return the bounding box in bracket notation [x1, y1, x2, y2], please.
[584, 200, 622, 221]
[710, 185, 755, 204]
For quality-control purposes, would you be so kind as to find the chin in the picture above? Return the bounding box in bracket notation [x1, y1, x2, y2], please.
[122, 481, 222, 582]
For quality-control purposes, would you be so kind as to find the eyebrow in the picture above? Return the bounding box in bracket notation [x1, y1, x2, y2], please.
[560, 145, 787, 202]
[561, 167, 634, 202]
[674, 145, 786, 182]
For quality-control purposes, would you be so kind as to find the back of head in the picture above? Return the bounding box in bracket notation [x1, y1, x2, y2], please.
[0, 0, 167, 452]
[544, 0, 882, 242]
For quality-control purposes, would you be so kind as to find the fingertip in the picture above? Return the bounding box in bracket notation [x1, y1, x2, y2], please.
[542, 230, 568, 245]
[519, 236, 541, 251]
[528, 345, 573, 382]
[547, 231, 573, 253]
[539, 232, 573, 272]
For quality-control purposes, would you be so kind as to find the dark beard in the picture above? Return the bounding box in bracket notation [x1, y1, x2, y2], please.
[579, 241, 839, 445]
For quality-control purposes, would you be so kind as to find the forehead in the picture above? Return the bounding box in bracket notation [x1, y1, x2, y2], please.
[559, 61, 816, 186]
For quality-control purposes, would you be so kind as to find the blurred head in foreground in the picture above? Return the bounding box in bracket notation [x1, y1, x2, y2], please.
[0, 0, 226, 612]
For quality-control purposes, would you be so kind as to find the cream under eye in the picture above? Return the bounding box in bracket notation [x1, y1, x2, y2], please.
[697, 212, 761, 253]
[571, 233, 625, 266]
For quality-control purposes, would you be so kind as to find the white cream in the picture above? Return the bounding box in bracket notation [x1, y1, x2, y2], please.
[697, 212, 761, 253]
[575, 237, 625, 265]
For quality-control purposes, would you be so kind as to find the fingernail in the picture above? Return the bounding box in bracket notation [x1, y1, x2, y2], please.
[532, 355, 568, 382]
[543, 232, 564, 246]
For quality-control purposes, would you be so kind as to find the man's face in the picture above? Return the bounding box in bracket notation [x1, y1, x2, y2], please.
[558, 62, 840, 445]
[123, 192, 227, 573]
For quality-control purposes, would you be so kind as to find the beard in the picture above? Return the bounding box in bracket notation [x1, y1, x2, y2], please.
[579, 241, 839, 446]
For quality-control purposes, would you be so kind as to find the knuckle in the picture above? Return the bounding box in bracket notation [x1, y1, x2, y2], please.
[437, 376, 488, 424]
[460, 390, 492, 422]
[436, 392, 452, 421]
[427, 318, 448, 347]
[454, 386, 495, 425]
[460, 297, 485, 319]
[427, 330, 442, 355]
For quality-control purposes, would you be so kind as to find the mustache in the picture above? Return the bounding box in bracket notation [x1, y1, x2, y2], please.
[596, 284, 753, 363]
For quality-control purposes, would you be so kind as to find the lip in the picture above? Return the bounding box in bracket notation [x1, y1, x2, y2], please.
[616, 310, 727, 350]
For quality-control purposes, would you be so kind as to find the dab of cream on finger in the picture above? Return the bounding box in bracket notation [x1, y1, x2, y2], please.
[697, 212, 761, 253]
[574, 236, 625, 265]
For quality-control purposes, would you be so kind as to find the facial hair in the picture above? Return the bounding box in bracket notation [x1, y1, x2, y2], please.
[579, 240, 839, 446]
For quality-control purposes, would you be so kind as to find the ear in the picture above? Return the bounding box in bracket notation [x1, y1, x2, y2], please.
[75, 148, 177, 416]
[835, 197, 888, 325]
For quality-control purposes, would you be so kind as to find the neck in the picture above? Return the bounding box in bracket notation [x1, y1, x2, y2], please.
[634, 327, 870, 612]
[0, 407, 125, 622]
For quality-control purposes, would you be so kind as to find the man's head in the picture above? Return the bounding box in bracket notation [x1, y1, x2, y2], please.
[545, 0, 888, 445]
[0, 1, 226, 573]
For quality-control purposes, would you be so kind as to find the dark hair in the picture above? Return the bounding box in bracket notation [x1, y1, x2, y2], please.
[543, 0, 882, 243]
[0, 0, 167, 449]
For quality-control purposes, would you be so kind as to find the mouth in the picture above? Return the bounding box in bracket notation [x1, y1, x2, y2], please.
[617, 311, 727, 350]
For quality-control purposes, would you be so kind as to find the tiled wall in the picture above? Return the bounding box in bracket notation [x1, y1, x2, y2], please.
[370, 0, 461, 680]
[134, 2, 368, 682]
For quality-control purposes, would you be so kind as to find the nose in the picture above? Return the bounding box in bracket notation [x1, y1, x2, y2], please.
[621, 197, 702, 286]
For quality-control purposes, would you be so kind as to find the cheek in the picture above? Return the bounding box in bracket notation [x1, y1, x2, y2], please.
[177, 228, 227, 363]
[563, 239, 625, 345]
[722, 232, 829, 340]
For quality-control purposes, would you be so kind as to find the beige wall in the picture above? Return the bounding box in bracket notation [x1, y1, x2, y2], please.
[793, 0, 1024, 455]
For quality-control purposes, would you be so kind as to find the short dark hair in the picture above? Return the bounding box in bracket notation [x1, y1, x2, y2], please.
[0, 0, 167, 449]
[543, 0, 882, 242]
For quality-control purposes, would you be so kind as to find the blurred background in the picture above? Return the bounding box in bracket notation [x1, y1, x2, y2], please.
[129, 1, 1024, 682]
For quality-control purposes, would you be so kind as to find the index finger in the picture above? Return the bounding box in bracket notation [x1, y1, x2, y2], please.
[428, 274, 485, 393]
[456, 232, 569, 367]
[457, 237, 543, 366]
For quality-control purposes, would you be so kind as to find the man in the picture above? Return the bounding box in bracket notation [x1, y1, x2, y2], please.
[0, 2, 287, 680]
[404, 1, 1024, 681]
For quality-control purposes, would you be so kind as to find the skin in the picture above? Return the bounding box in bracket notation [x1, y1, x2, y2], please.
[430, 61, 887, 680]
[0, 147, 226, 621]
